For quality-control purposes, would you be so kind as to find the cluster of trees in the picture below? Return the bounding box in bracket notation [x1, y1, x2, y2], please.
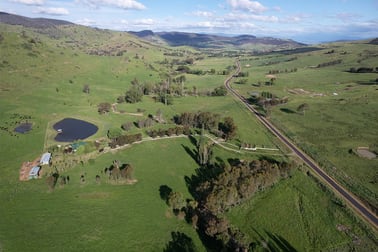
[235, 71, 249, 77]
[174, 111, 237, 140]
[136, 117, 155, 128]
[109, 133, 142, 148]
[176, 66, 207, 75]
[192, 159, 293, 250]
[163, 158, 294, 251]
[174, 111, 220, 130]
[317, 59, 342, 68]
[196, 159, 292, 213]
[249, 92, 289, 109]
[161, 57, 194, 66]
[118, 77, 184, 105]
[267, 68, 298, 74]
[105, 160, 134, 181]
[349, 67, 378, 73]
[98, 102, 112, 114]
[211, 86, 227, 96]
[146, 126, 191, 138]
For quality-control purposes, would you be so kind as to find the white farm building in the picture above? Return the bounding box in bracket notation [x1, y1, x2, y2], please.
[40, 152, 51, 165]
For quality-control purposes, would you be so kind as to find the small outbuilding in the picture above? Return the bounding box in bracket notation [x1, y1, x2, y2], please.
[29, 166, 41, 179]
[40, 152, 51, 165]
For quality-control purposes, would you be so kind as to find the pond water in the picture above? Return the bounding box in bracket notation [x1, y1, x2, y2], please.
[14, 122, 33, 133]
[53, 118, 98, 142]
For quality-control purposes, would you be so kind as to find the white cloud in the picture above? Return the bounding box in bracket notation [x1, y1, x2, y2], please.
[11, 0, 45, 5]
[192, 11, 214, 18]
[227, 0, 267, 13]
[76, 18, 97, 26]
[76, 0, 145, 10]
[35, 7, 69, 15]
[133, 18, 155, 26]
[225, 12, 278, 23]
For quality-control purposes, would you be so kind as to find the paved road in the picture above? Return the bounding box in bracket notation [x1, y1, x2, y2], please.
[225, 60, 378, 230]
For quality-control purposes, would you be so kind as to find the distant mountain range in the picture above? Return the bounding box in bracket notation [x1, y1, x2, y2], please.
[1, 12, 376, 51]
[129, 30, 306, 49]
[0, 12, 307, 51]
[0, 12, 72, 28]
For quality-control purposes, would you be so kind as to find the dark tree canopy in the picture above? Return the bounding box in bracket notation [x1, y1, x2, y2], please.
[219, 117, 237, 140]
[98, 102, 111, 114]
[125, 85, 143, 103]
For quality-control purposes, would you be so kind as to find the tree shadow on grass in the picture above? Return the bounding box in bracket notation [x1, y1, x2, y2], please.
[163, 231, 197, 252]
[280, 108, 296, 114]
[357, 80, 378, 85]
[182, 144, 198, 165]
[251, 229, 297, 252]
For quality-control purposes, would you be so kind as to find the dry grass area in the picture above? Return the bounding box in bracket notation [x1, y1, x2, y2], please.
[287, 88, 325, 97]
[356, 147, 377, 159]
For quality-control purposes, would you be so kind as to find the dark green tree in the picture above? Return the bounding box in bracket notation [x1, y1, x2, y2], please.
[125, 85, 143, 103]
[219, 117, 237, 140]
[297, 103, 309, 115]
[97, 102, 111, 114]
[164, 232, 196, 252]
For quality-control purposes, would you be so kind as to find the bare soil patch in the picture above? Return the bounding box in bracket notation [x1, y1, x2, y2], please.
[19, 157, 40, 181]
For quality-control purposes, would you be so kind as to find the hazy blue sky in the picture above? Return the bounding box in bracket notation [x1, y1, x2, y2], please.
[2, 0, 378, 43]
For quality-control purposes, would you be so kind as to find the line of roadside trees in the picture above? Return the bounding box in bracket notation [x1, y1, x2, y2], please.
[163, 158, 294, 251]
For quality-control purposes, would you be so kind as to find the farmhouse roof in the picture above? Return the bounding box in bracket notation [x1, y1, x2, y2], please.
[29, 166, 40, 177]
[40, 152, 51, 165]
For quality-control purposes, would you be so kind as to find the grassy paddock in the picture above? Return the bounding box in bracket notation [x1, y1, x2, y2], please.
[0, 138, 206, 252]
[233, 42, 378, 208]
[227, 170, 377, 251]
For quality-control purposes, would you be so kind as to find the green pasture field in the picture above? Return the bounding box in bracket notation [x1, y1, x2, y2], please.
[0, 22, 377, 251]
[232, 41, 378, 208]
[0, 138, 206, 251]
[0, 24, 277, 251]
[227, 170, 377, 251]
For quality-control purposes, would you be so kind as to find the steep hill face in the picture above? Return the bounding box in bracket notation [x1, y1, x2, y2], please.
[0, 12, 305, 52]
[0, 12, 72, 28]
[129, 30, 306, 50]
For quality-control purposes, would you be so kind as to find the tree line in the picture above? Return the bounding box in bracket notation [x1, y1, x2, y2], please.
[163, 158, 294, 251]
[316, 59, 342, 68]
[348, 67, 378, 73]
[249, 91, 289, 109]
[104, 160, 134, 182]
[174, 111, 237, 140]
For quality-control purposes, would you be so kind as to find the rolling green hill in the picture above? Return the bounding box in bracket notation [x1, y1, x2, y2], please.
[0, 13, 377, 251]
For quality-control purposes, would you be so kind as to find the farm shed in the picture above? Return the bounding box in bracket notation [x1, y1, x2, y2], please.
[29, 166, 40, 179]
[40, 152, 51, 165]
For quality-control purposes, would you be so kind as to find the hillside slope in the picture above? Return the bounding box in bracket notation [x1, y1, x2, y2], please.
[129, 30, 306, 50]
